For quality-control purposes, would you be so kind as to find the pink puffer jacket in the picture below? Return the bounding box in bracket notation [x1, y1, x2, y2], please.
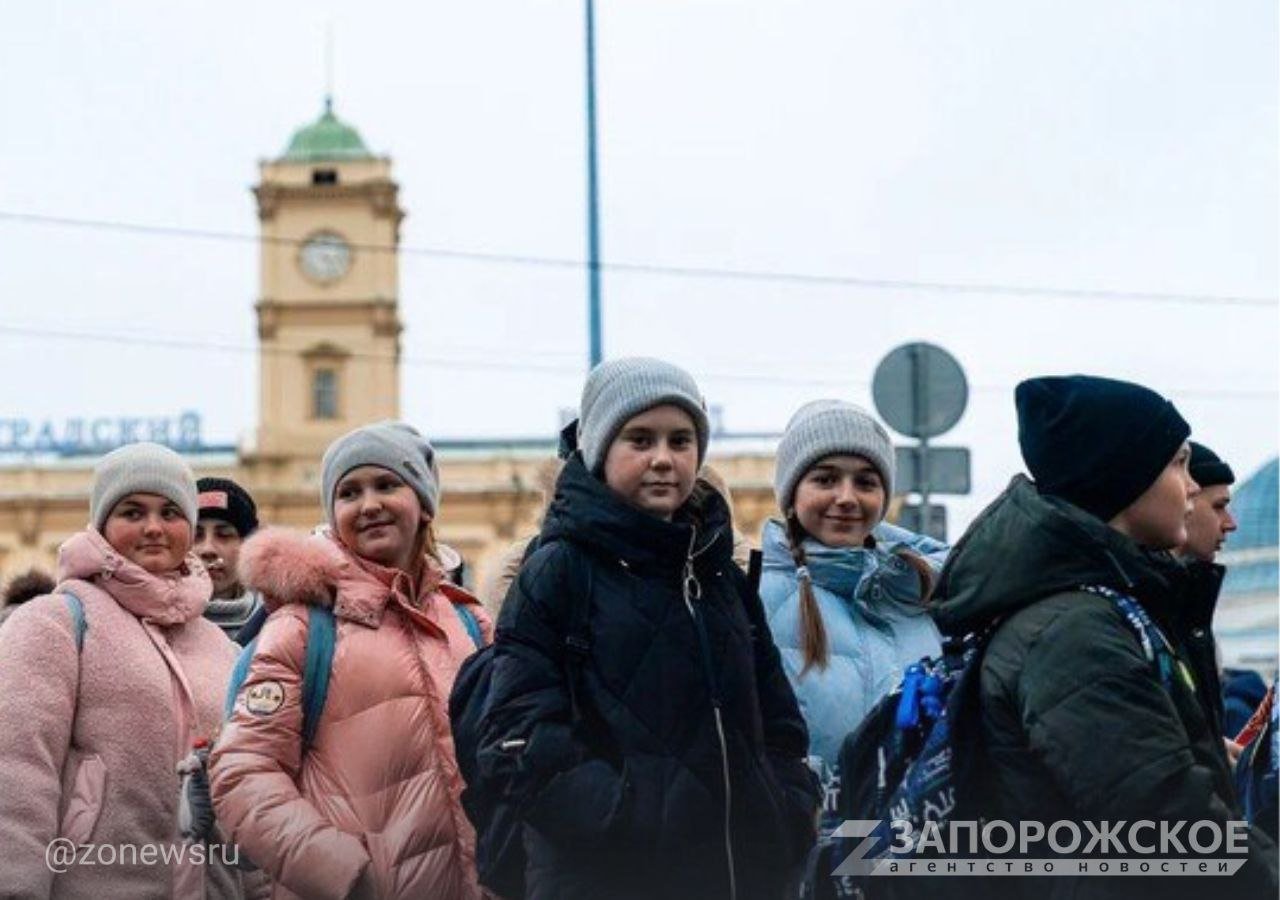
[0, 529, 244, 900]
[209, 529, 493, 900]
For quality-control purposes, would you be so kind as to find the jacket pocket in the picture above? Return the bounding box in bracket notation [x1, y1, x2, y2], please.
[60, 751, 107, 845]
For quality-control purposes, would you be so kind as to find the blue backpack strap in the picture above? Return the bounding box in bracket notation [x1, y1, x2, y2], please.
[224, 638, 260, 719]
[454, 602, 484, 650]
[223, 606, 337, 750]
[63, 592, 87, 653]
[300, 606, 337, 749]
[1084, 585, 1178, 693]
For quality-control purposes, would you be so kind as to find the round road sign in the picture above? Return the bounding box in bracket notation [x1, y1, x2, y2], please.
[872, 342, 968, 439]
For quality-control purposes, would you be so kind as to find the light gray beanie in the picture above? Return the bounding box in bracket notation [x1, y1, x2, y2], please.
[320, 421, 440, 522]
[773, 400, 895, 514]
[577, 357, 711, 472]
[90, 442, 199, 532]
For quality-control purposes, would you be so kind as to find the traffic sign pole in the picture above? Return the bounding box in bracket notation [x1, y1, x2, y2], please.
[872, 341, 970, 541]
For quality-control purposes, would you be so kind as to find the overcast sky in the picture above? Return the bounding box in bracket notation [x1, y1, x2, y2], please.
[1, 1, 1276, 533]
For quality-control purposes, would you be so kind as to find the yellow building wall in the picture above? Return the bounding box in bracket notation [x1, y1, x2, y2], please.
[0, 452, 781, 596]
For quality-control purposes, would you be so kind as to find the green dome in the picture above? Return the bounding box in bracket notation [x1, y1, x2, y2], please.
[281, 98, 373, 163]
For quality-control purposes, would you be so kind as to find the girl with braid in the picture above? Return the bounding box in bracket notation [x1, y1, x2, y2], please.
[758, 400, 948, 829]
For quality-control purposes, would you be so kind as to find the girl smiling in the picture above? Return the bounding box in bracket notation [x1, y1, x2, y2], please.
[759, 400, 948, 824]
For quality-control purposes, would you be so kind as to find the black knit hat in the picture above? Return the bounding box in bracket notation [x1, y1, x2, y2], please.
[196, 477, 259, 537]
[1015, 375, 1190, 522]
[1189, 442, 1235, 488]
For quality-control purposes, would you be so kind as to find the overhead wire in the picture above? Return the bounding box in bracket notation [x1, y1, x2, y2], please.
[1, 210, 1275, 308]
[1, 322, 1275, 400]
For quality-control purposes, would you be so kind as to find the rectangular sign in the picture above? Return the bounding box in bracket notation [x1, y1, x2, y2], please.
[895, 446, 971, 495]
[895, 502, 948, 541]
[0, 412, 202, 456]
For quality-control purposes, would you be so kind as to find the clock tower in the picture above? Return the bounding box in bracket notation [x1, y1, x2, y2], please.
[251, 98, 404, 463]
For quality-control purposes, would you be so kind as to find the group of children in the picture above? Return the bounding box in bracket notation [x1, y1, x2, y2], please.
[0, 356, 1273, 899]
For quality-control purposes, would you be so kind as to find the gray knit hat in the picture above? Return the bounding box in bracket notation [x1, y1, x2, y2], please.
[90, 442, 199, 532]
[773, 400, 895, 514]
[577, 357, 711, 472]
[320, 421, 440, 523]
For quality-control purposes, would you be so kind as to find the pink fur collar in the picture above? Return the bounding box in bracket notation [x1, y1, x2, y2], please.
[238, 528, 448, 626]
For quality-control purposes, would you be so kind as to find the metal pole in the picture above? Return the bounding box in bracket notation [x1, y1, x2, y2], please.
[584, 0, 603, 369]
[911, 345, 933, 536]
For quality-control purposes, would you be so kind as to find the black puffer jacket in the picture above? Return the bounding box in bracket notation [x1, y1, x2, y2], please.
[479, 455, 819, 900]
[1179, 559, 1227, 734]
[931, 476, 1277, 899]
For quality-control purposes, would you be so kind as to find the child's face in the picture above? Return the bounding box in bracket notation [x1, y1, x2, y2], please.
[1111, 442, 1199, 550]
[102, 493, 193, 574]
[332, 465, 427, 571]
[792, 454, 885, 548]
[602, 404, 699, 521]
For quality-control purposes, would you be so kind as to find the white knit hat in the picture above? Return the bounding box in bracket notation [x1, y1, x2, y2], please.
[773, 400, 895, 513]
[577, 357, 710, 472]
[90, 442, 199, 532]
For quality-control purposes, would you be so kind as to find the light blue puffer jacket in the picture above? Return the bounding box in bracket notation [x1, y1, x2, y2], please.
[758, 518, 947, 817]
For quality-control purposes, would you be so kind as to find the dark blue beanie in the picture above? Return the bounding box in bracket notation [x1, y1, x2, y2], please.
[1015, 375, 1190, 522]
[1189, 442, 1235, 488]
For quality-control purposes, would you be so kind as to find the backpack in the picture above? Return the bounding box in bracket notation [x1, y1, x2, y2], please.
[225, 598, 483, 749]
[802, 585, 1178, 900]
[448, 537, 594, 899]
[450, 541, 763, 898]
[1234, 685, 1278, 841]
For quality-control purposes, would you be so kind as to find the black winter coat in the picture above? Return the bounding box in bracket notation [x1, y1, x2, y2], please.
[479, 455, 819, 900]
[930, 476, 1277, 899]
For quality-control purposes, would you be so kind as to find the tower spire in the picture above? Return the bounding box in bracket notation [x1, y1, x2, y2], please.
[324, 22, 335, 113]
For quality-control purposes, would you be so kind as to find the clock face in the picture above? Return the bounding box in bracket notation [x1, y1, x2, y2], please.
[299, 232, 352, 283]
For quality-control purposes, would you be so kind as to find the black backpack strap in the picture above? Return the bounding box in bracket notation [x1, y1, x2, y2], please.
[562, 553, 593, 726]
[746, 548, 764, 598]
[522, 533, 594, 726]
[520, 534, 542, 566]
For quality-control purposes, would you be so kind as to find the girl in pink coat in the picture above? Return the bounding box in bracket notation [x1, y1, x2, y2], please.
[210, 422, 492, 900]
[0, 442, 247, 899]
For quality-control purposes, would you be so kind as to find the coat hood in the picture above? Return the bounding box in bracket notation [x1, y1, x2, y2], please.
[57, 529, 210, 625]
[540, 454, 732, 572]
[930, 475, 1185, 636]
[239, 527, 453, 627]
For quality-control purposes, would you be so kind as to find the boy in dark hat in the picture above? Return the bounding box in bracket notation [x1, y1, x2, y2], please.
[1175, 442, 1238, 732]
[1175, 443, 1261, 743]
[195, 476, 262, 643]
[930, 375, 1276, 898]
[1180, 441, 1238, 564]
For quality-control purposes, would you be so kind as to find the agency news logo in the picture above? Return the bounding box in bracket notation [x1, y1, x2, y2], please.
[831, 819, 1251, 877]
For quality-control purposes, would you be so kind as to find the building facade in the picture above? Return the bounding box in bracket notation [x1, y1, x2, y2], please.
[1215, 457, 1280, 675]
[0, 102, 781, 591]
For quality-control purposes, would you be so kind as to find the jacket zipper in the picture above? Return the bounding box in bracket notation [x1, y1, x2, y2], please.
[681, 527, 738, 900]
